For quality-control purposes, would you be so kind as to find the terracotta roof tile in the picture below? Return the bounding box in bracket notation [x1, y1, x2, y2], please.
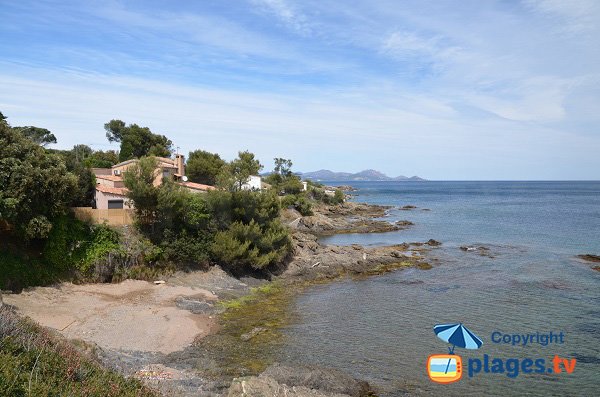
[179, 181, 217, 191]
[95, 174, 123, 182]
[96, 184, 128, 196]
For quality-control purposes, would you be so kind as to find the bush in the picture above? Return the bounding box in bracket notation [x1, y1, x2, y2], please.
[281, 194, 313, 216]
[332, 189, 345, 205]
[211, 220, 292, 274]
[43, 215, 122, 277]
[208, 189, 292, 275]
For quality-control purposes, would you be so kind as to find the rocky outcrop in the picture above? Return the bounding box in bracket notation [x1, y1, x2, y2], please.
[282, 232, 434, 281]
[578, 254, 600, 263]
[285, 202, 405, 235]
[227, 363, 373, 397]
[460, 245, 494, 257]
[227, 375, 348, 397]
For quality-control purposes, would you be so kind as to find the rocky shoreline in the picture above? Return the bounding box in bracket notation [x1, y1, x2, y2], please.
[282, 202, 413, 235]
[5, 200, 438, 397]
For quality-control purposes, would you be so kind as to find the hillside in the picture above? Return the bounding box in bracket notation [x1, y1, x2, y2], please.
[300, 169, 425, 181]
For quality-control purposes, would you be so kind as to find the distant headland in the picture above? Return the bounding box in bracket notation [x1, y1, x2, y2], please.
[299, 169, 426, 182]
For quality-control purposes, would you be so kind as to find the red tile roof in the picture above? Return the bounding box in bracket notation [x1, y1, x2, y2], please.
[179, 181, 216, 191]
[95, 174, 124, 182]
[96, 184, 128, 196]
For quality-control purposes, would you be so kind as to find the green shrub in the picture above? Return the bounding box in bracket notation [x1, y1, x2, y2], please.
[0, 250, 54, 291]
[42, 215, 122, 277]
[160, 229, 211, 268]
[332, 189, 345, 205]
[281, 194, 313, 216]
[210, 220, 292, 274]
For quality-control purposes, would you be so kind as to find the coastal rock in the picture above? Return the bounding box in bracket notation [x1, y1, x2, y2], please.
[578, 254, 600, 263]
[426, 239, 441, 246]
[459, 245, 494, 258]
[395, 220, 414, 227]
[399, 205, 417, 210]
[289, 203, 401, 235]
[284, 232, 427, 281]
[227, 375, 350, 397]
[240, 327, 267, 341]
[175, 296, 216, 315]
[260, 363, 373, 397]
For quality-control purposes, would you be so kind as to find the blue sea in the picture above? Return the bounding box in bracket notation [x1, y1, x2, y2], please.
[278, 181, 600, 396]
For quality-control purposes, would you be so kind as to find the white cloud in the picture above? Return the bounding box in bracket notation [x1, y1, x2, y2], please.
[250, 0, 311, 34]
[465, 76, 572, 122]
[1, 0, 599, 179]
[524, 0, 600, 33]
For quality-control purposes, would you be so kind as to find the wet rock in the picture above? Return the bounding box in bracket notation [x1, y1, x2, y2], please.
[578, 254, 600, 263]
[390, 250, 403, 258]
[426, 239, 441, 246]
[227, 375, 349, 397]
[175, 297, 216, 315]
[240, 327, 267, 341]
[395, 220, 414, 227]
[460, 245, 493, 257]
[399, 205, 417, 210]
[260, 363, 373, 397]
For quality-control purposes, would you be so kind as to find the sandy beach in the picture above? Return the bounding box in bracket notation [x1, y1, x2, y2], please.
[4, 278, 219, 354]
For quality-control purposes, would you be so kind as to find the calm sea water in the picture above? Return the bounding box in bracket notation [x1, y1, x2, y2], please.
[278, 181, 600, 396]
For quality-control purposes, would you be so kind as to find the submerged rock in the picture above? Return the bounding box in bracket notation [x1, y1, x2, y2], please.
[240, 327, 268, 341]
[399, 205, 417, 210]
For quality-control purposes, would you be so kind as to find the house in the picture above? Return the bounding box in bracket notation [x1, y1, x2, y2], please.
[91, 154, 215, 210]
[241, 175, 262, 191]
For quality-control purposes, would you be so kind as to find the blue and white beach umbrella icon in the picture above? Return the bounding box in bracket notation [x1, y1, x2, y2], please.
[434, 323, 483, 354]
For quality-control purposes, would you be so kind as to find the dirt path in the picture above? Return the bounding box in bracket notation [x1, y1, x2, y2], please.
[4, 278, 219, 354]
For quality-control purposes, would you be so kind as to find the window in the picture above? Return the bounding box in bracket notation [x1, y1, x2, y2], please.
[107, 200, 124, 209]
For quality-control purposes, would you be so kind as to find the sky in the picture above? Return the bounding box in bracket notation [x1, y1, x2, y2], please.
[1, 0, 599, 180]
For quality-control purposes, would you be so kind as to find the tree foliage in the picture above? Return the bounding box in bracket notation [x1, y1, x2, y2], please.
[265, 157, 303, 194]
[123, 157, 160, 227]
[274, 158, 293, 176]
[123, 160, 212, 267]
[217, 150, 263, 191]
[208, 189, 292, 274]
[13, 126, 57, 147]
[104, 119, 172, 162]
[0, 123, 77, 239]
[186, 150, 226, 186]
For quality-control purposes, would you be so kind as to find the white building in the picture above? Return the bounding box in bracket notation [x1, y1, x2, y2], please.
[241, 175, 262, 191]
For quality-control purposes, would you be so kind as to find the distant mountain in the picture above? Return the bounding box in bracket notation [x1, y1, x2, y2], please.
[300, 169, 425, 181]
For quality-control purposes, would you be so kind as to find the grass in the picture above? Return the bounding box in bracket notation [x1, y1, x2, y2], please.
[0, 306, 157, 397]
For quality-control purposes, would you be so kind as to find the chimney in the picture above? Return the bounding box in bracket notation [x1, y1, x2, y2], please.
[175, 154, 185, 176]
